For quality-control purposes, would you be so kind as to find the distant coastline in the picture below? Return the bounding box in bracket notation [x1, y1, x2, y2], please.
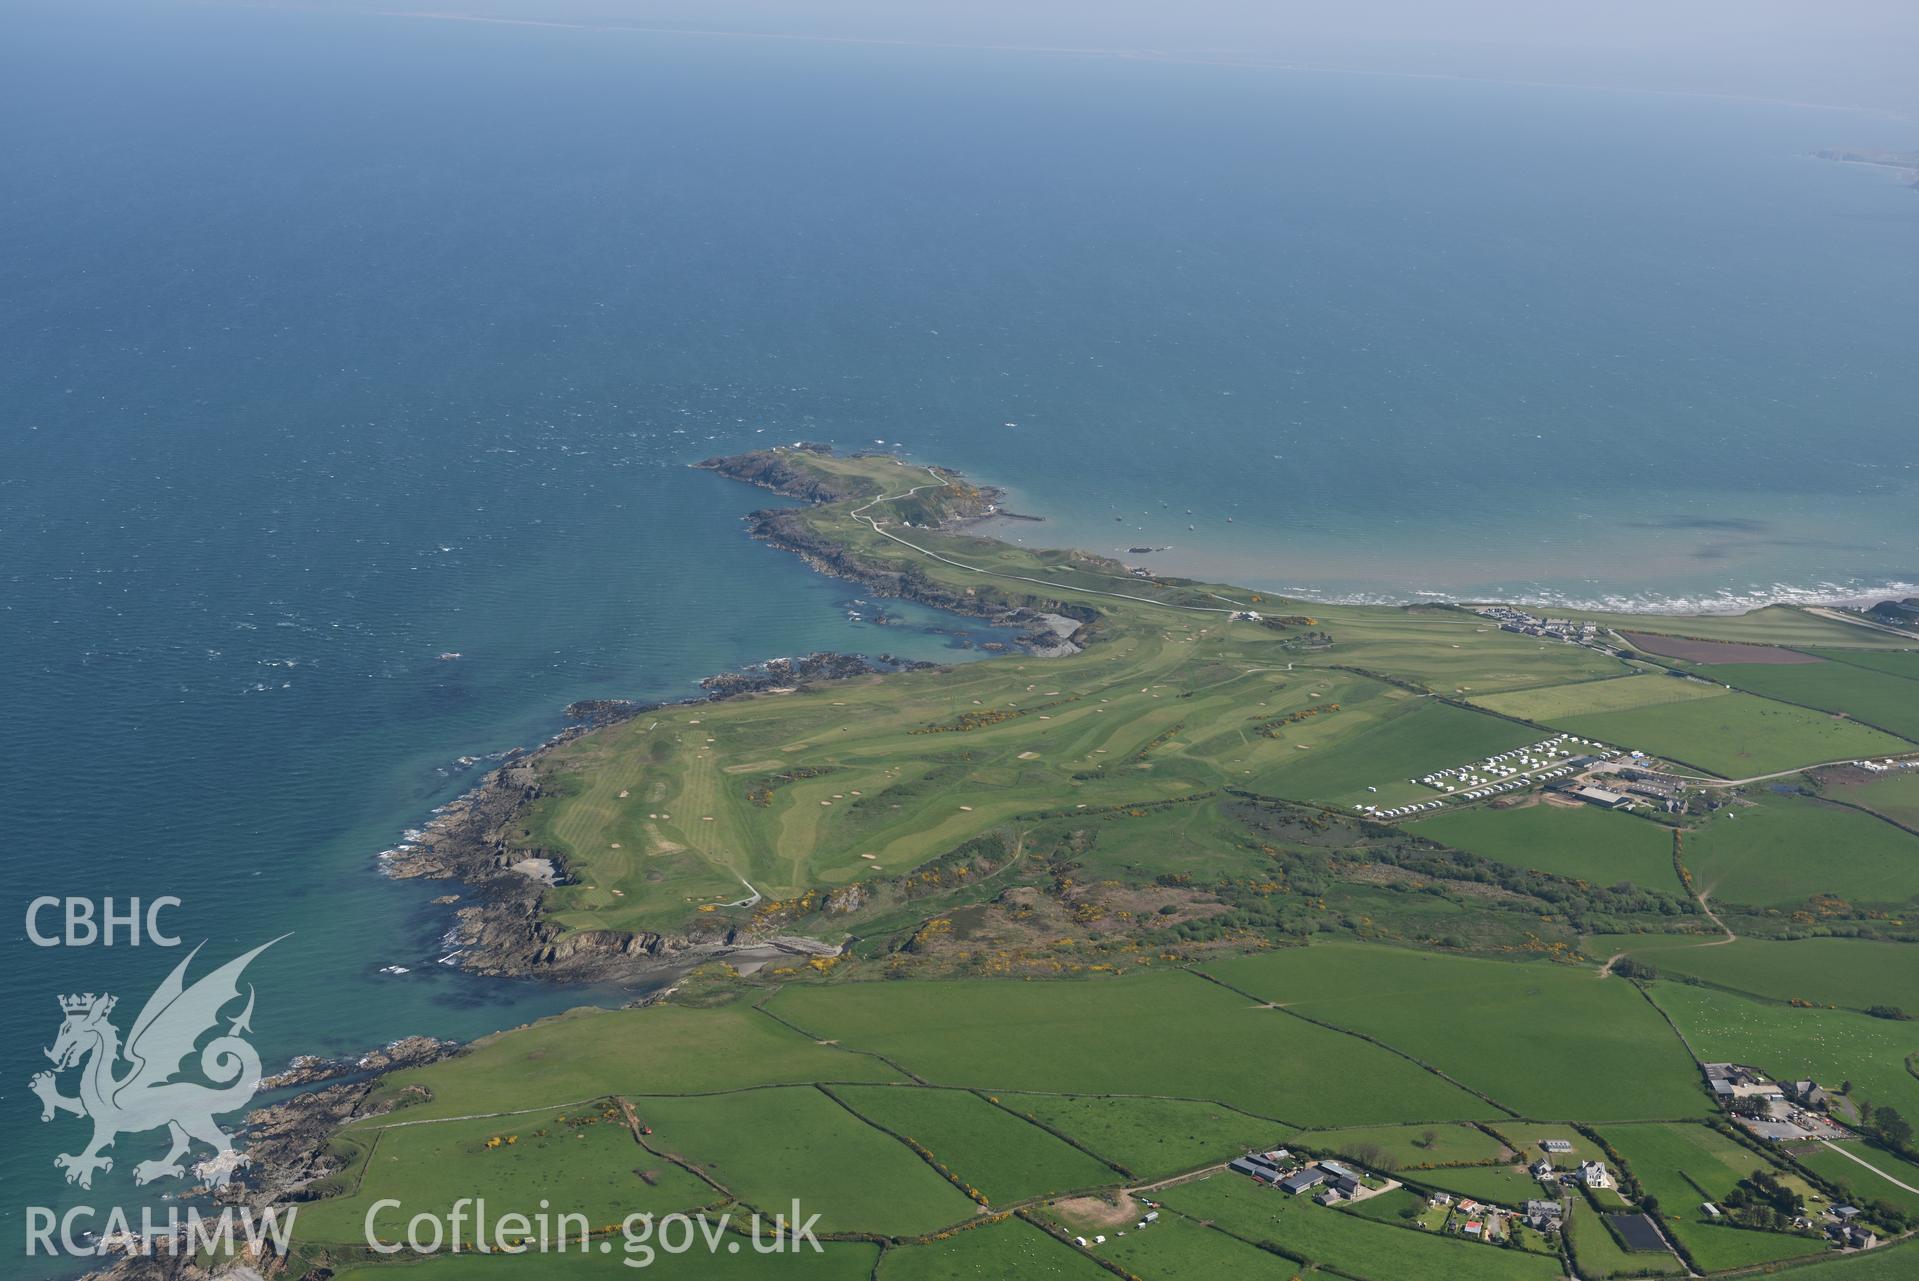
[1815, 147, 1919, 188]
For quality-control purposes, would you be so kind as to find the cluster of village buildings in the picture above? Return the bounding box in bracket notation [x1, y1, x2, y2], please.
[1192, 1093, 1887, 1263]
[1474, 606, 1602, 645]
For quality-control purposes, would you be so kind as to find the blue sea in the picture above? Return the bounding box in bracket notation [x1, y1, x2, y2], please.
[3, 2, 1915, 1269]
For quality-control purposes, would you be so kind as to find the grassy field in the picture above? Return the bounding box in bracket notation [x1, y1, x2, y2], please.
[1599, 1122, 1826, 1271]
[638, 1086, 979, 1236]
[1298, 1121, 1507, 1170]
[829, 1085, 1121, 1203]
[1406, 1164, 1543, 1205]
[1725, 1238, 1918, 1281]
[1021, 792, 1286, 884]
[1569, 606, 1906, 651]
[766, 969, 1498, 1126]
[1201, 943, 1708, 1121]
[1341, 1186, 1429, 1223]
[353, 1005, 901, 1126]
[1158, 1171, 1562, 1281]
[1808, 649, 1919, 679]
[1289, 605, 1629, 696]
[1707, 660, 1919, 743]
[1835, 769, 1919, 829]
[295, 1103, 717, 1247]
[1648, 982, 1919, 1121]
[1472, 673, 1730, 721]
[1093, 1213, 1300, 1279]
[1548, 693, 1910, 778]
[1586, 935, 1919, 1012]
[1413, 802, 1683, 892]
[1682, 794, 1919, 908]
[996, 1094, 1288, 1180]
[1245, 696, 1545, 808]
[875, 1218, 1112, 1280]
[1794, 1140, 1919, 1216]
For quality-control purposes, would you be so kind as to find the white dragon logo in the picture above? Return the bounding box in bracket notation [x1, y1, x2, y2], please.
[31, 938, 282, 1190]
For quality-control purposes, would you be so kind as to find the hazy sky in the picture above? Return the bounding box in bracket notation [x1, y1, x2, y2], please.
[253, 0, 1919, 116]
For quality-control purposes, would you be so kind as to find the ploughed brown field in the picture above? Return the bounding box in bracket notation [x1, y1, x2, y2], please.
[1620, 632, 1824, 665]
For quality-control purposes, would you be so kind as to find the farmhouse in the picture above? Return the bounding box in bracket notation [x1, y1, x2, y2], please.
[1825, 1216, 1876, 1249]
[1580, 1161, 1612, 1190]
[1789, 1079, 1829, 1108]
[1318, 1160, 1366, 1195]
[1530, 1157, 1555, 1180]
[1525, 1200, 1564, 1230]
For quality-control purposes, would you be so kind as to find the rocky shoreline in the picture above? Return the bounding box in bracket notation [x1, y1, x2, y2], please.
[695, 446, 1096, 654]
[378, 705, 852, 989]
[77, 1038, 458, 1281]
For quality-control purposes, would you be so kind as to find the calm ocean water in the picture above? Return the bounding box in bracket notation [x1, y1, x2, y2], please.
[3, 2, 1915, 1267]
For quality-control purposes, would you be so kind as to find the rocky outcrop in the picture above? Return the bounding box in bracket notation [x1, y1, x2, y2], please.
[74, 1035, 463, 1281]
[260, 1036, 456, 1090]
[700, 651, 936, 698]
[693, 444, 868, 502]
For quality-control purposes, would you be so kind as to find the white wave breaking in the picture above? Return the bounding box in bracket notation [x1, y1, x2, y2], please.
[1269, 579, 1919, 616]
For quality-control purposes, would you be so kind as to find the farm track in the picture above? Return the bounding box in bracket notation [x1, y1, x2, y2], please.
[1665, 752, 1919, 789]
[1816, 1139, 1919, 1195]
